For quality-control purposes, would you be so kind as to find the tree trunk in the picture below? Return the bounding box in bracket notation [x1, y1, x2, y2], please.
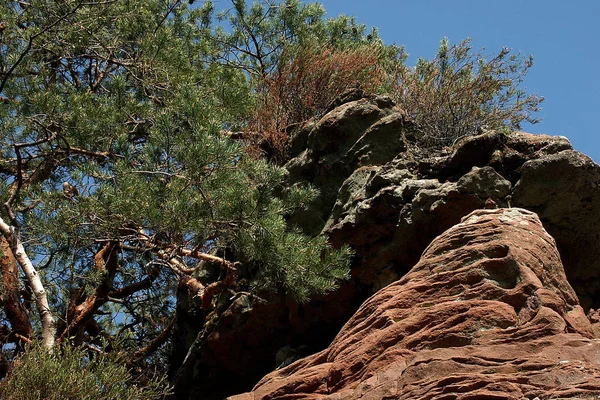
[0, 217, 55, 348]
[0, 237, 32, 342]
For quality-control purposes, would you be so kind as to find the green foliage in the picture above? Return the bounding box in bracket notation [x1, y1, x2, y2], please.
[0, 0, 352, 374]
[208, 0, 381, 79]
[0, 342, 169, 400]
[200, 0, 405, 160]
[390, 38, 544, 149]
[0, 0, 544, 393]
[249, 231, 351, 302]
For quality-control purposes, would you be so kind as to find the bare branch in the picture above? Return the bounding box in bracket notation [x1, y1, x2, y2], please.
[132, 318, 175, 360]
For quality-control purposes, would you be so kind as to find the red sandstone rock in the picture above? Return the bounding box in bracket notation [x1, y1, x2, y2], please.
[230, 208, 600, 399]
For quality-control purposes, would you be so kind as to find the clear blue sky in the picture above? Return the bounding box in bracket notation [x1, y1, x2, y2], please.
[317, 0, 600, 162]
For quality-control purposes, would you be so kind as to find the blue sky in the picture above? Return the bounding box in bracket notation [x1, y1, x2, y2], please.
[317, 1, 599, 162]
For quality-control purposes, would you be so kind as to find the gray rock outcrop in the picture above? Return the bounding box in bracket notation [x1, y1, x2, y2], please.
[173, 91, 600, 399]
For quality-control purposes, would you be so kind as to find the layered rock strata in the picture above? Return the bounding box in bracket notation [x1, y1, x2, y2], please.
[172, 91, 600, 399]
[232, 208, 600, 399]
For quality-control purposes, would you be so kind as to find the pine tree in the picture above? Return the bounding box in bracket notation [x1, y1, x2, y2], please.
[0, 1, 542, 395]
[0, 0, 351, 393]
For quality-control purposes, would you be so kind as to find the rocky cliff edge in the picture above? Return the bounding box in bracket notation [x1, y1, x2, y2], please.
[174, 90, 600, 399]
[231, 207, 600, 399]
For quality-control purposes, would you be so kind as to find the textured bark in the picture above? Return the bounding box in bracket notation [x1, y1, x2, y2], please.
[0, 237, 32, 341]
[58, 242, 119, 343]
[159, 247, 238, 310]
[0, 217, 55, 348]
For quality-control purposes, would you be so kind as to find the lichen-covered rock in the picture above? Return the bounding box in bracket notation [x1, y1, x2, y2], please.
[346, 112, 407, 167]
[456, 165, 512, 199]
[512, 149, 600, 309]
[323, 128, 600, 311]
[285, 93, 412, 235]
[230, 208, 600, 400]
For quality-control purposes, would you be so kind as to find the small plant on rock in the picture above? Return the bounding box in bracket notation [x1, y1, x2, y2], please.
[390, 37, 544, 149]
[250, 43, 387, 161]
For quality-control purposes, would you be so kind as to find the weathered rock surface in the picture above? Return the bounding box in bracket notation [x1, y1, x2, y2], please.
[231, 208, 600, 399]
[285, 93, 411, 235]
[323, 129, 600, 308]
[172, 91, 600, 399]
[513, 149, 600, 309]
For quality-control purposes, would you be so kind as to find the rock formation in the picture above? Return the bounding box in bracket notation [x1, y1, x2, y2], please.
[231, 208, 600, 399]
[172, 91, 600, 399]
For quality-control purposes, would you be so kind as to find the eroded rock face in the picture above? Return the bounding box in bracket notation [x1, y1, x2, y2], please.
[285, 93, 411, 235]
[231, 208, 600, 400]
[513, 150, 600, 309]
[323, 129, 600, 308]
[171, 92, 600, 399]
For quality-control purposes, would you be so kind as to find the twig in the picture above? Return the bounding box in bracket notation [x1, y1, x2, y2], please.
[0, 3, 83, 94]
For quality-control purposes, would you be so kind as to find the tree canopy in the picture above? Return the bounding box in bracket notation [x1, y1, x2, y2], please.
[0, 0, 354, 394]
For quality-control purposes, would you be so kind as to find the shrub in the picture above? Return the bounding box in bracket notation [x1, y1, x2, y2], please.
[390, 38, 544, 149]
[0, 342, 169, 400]
[248, 43, 388, 161]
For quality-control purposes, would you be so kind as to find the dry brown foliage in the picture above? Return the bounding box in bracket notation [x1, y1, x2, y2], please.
[247, 43, 387, 162]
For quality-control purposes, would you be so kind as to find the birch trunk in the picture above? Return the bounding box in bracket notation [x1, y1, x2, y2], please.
[0, 217, 56, 348]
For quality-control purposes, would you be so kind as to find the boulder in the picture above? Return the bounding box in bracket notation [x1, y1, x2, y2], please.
[231, 208, 600, 399]
[285, 93, 412, 235]
[456, 166, 512, 199]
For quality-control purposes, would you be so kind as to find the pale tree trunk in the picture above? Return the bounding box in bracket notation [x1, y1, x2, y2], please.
[0, 217, 56, 348]
[1, 237, 33, 341]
